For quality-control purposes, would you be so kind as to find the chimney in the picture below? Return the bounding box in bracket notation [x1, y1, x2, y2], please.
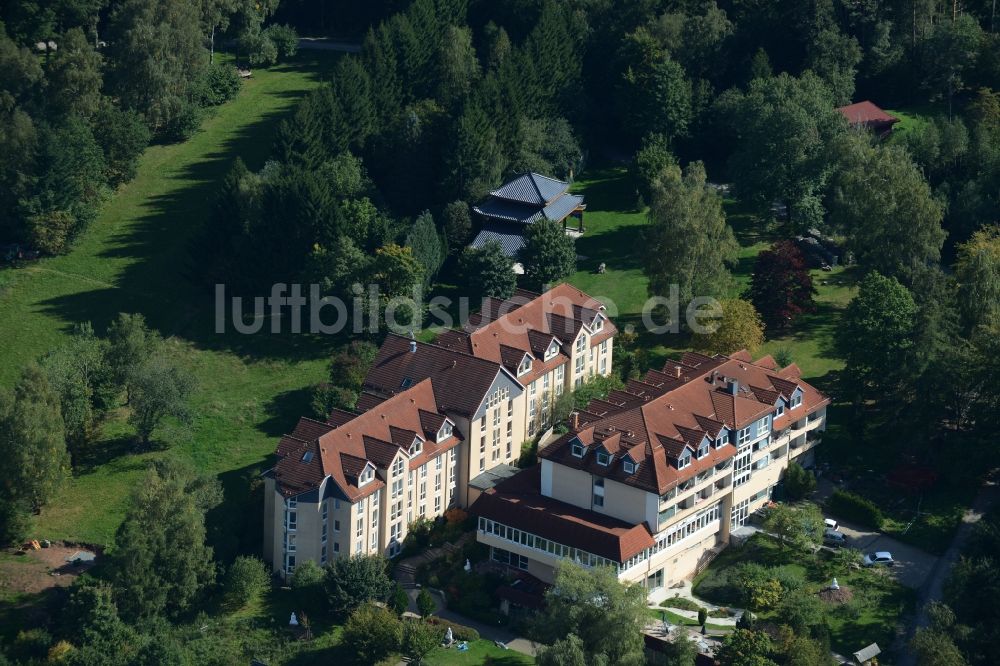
[726, 378, 738, 395]
[570, 411, 580, 431]
[674, 366, 682, 378]
[409, 331, 417, 353]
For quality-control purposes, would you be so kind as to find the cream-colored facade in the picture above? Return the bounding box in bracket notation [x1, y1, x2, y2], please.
[263, 320, 616, 579]
[476, 405, 827, 598]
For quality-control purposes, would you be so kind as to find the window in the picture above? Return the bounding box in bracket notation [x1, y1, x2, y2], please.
[508, 399, 513, 417]
[518, 355, 532, 375]
[677, 452, 691, 470]
[480, 436, 486, 455]
[571, 440, 584, 457]
[333, 541, 340, 553]
[600, 357, 607, 373]
[321, 544, 327, 563]
[393, 458, 405, 476]
[775, 402, 784, 416]
[600, 339, 609, 354]
[302, 450, 313, 463]
[437, 421, 453, 441]
[716, 431, 729, 448]
[420, 464, 428, 478]
[543, 373, 550, 391]
[334, 519, 340, 533]
[594, 494, 604, 507]
[356, 518, 363, 537]
[359, 464, 375, 486]
[285, 510, 297, 531]
[434, 496, 441, 512]
[435, 474, 441, 492]
[356, 540, 362, 554]
[493, 408, 501, 427]
[545, 340, 559, 360]
[790, 393, 802, 409]
[576, 335, 586, 353]
[756, 416, 770, 437]
[419, 482, 426, 500]
[624, 459, 636, 474]
[737, 426, 752, 446]
[479, 458, 485, 472]
[596, 450, 610, 466]
[390, 500, 402, 521]
[555, 365, 565, 395]
[286, 555, 295, 573]
[575, 355, 585, 374]
[697, 441, 710, 459]
[409, 439, 422, 455]
[287, 498, 297, 509]
[530, 381, 537, 397]
[391, 478, 403, 499]
[481, 416, 487, 432]
[592, 316, 603, 332]
[435, 455, 443, 471]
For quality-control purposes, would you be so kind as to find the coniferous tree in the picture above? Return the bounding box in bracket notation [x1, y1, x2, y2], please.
[444, 102, 503, 201]
[406, 211, 444, 287]
[329, 57, 375, 151]
[362, 24, 403, 126]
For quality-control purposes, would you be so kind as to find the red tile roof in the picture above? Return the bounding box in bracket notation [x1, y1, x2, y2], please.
[436, 284, 618, 385]
[470, 466, 655, 562]
[836, 101, 899, 127]
[272, 379, 462, 500]
[364, 334, 509, 417]
[540, 351, 829, 495]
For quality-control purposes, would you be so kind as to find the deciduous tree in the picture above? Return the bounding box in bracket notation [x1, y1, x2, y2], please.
[539, 561, 646, 665]
[223, 555, 269, 608]
[458, 241, 516, 300]
[323, 554, 394, 617]
[128, 353, 194, 447]
[694, 299, 764, 356]
[341, 603, 402, 664]
[401, 620, 439, 665]
[956, 225, 1000, 332]
[519, 218, 576, 292]
[644, 162, 738, 307]
[112, 461, 220, 619]
[745, 242, 816, 332]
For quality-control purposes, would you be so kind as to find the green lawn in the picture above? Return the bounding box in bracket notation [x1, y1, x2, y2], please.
[566, 166, 855, 382]
[425, 640, 536, 665]
[0, 52, 339, 548]
[693, 534, 916, 656]
[646, 607, 732, 633]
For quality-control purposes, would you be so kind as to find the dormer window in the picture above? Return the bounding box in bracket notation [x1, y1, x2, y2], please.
[790, 393, 802, 409]
[697, 442, 710, 459]
[545, 340, 559, 360]
[409, 438, 423, 456]
[592, 316, 603, 332]
[677, 452, 691, 470]
[775, 402, 785, 416]
[596, 450, 610, 466]
[716, 431, 729, 448]
[518, 355, 532, 376]
[437, 421, 453, 442]
[571, 439, 585, 457]
[623, 459, 636, 474]
[358, 464, 375, 486]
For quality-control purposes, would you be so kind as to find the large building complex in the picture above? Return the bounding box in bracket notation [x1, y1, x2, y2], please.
[263, 285, 616, 578]
[471, 350, 828, 599]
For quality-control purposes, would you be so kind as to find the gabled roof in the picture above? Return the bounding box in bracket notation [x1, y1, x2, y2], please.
[540, 351, 829, 495]
[836, 101, 898, 127]
[490, 172, 570, 206]
[469, 223, 529, 257]
[272, 379, 463, 500]
[364, 334, 509, 417]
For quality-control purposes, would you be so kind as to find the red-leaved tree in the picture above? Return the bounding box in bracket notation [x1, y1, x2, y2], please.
[745, 241, 816, 332]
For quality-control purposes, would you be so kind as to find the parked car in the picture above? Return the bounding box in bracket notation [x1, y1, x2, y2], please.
[824, 518, 839, 531]
[823, 528, 847, 546]
[863, 551, 895, 567]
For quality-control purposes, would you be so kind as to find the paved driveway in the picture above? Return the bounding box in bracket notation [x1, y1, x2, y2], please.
[833, 521, 938, 589]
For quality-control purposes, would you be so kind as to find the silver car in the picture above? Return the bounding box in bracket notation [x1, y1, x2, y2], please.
[863, 551, 895, 567]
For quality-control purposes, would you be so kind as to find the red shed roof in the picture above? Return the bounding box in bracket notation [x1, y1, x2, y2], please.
[836, 101, 899, 127]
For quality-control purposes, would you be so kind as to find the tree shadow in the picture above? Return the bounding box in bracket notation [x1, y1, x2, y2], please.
[259, 386, 319, 438]
[573, 165, 641, 214]
[574, 224, 646, 273]
[205, 460, 271, 565]
[36, 52, 342, 365]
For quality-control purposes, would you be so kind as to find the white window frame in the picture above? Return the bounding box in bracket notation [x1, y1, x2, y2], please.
[596, 450, 610, 466]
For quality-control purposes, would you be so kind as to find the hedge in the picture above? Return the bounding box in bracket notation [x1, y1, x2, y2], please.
[425, 616, 480, 641]
[827, 489, 884, 529]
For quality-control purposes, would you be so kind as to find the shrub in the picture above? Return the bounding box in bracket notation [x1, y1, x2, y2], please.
[417, 589, 436, 618]
[425, 616, 480, 641]
[290, 560, 325, 613]
[660, 596, 702, 612]
[224, 556, 270, 608]
[310, 383, 358, 419]
[784, 462, 817, 500]
[341, 604, 402, 663]
[391, 583, 410, 616]
[162, 100, 203, 142]
[193, 63, 242, 107]
[828, 489, 884, 529]
[263, 24, 298, 58]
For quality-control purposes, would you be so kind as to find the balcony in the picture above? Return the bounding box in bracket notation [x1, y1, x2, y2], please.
[714, 475, 732, 490]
